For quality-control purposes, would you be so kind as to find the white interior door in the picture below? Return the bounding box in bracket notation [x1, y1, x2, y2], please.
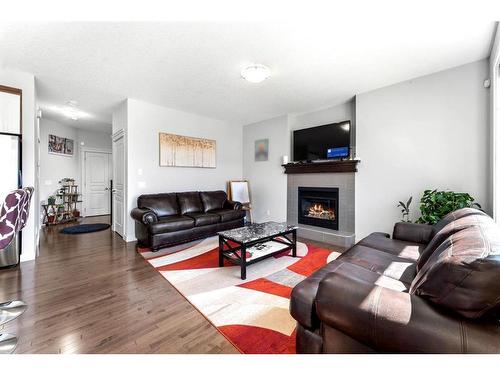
[112, 134, 125, 237]
[84, 151, 111, 216]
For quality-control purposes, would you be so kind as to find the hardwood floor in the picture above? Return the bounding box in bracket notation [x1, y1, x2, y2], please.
[0, 216, 344, 353]
[0, 216, 238, 353]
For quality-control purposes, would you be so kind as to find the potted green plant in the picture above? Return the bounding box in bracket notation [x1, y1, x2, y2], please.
[416, 189, 482, 225]
[397, 196, 412, 222]
[47, 195, 56, 205]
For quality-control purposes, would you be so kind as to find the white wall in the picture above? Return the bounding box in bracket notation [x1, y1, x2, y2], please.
[242, 115, 290, 223]
[39, 119, 79, 204]
[0, 68, 37, 262]
[355, 59, 490, 238]
[121, 98, 243, 241]
[77, 128, 112, 151]
[39, 118, 112, 222]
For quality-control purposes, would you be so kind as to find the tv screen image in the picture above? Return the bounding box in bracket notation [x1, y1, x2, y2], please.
[293, 121, 351, 162]
[327, 146, 349, 159]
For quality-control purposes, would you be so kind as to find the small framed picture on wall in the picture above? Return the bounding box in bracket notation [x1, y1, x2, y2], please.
[254, 139, 269, 161]
[48, 134, 74, 156]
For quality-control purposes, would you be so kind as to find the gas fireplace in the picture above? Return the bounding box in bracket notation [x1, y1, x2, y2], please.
[298, 187, 339, 230]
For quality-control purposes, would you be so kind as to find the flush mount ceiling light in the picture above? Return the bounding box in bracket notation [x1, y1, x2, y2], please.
[46, 101, 89, 121]
[65, 100, 79, 120]
[241, 64, 271, 83]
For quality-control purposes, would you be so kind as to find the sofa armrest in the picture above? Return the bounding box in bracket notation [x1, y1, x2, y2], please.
[224, 199, 242, 210]
[290, 262, 342, 330]
[392, 222, 433, 244]
[130, 207, 158, 225]
[316, 272, 500, 353]
[371, 232, 390, 238]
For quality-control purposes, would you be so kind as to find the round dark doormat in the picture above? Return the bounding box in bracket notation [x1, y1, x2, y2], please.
[60, 223, 110, 234]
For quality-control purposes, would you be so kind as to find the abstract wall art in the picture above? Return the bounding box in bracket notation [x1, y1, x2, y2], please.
[159, 132, 216, 168]
[48, 134, 74, 156]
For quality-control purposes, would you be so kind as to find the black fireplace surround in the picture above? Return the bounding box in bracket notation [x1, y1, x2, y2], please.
[298, 187, 339, 230]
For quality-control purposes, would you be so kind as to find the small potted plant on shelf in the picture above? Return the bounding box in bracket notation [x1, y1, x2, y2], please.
[59, 177, 75, 186]
[47, 213, 55, 224]
[47, 195, 56, 205]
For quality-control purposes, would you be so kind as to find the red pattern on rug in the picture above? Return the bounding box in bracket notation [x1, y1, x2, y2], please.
[157, 248, 225, 271]
[157, 247, 253, 271]
[219, 325, 297, 354]
[238, 278, 293, 299]
[287, 244, 332, 277]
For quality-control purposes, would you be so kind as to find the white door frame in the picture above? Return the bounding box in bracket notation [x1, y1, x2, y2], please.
[80, 147, 112, 217]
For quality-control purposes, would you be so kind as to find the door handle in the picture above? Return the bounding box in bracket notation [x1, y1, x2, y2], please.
[111, 189, 117, 193]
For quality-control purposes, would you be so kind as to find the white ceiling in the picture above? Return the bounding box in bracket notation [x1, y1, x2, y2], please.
[0, 21, 496, 130]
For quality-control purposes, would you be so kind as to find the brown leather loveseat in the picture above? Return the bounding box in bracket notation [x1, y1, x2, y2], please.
[290, 208, 500, 353]
[131, 190, 245, 250]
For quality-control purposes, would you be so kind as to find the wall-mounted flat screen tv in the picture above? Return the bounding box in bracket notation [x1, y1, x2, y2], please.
[293, 121, 351, 162]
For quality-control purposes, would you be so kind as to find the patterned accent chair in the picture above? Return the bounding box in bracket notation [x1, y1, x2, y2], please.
[18, 187, 34, 231]
[0, 187, 33, 354]
[0, 189, 25, 251]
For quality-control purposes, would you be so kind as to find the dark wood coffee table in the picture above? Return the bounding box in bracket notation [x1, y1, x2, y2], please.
[218, 222, 298, 280]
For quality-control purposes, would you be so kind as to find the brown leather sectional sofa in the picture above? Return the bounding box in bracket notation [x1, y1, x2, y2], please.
[131, 190, 245, 250]
[290, 208, 500, 353]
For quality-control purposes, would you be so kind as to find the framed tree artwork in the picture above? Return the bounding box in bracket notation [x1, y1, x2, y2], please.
[159, 132, 216, 168]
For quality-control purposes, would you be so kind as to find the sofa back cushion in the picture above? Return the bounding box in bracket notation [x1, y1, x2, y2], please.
[138, 193, 179, 217]
[177, 192, 204, 214]
[417, 208, 488, 271]
[410, 212, 500, 319]
[200, 191, 227, 212]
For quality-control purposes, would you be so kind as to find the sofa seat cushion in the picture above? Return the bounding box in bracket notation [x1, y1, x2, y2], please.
[209, 208, 246, 223]
[185, 212, 220, 227]
[339, 245, 417, 285]
[149, 215, 194, 234]
[330, 260, 411, 292]
[358, 233, 424, 262]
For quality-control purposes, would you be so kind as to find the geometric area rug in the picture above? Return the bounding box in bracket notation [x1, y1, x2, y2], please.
[138, 236, 341, 354]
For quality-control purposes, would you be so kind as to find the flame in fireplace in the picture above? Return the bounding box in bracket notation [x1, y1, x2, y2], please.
[307, 203, 336, 220]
